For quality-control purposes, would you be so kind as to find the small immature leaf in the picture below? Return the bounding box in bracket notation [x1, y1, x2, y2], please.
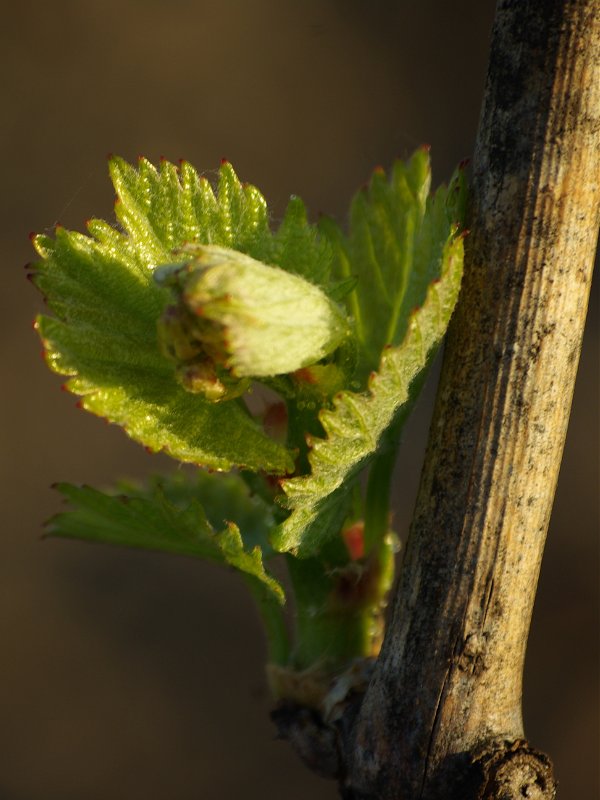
[122, 470, 277, 555]
[49, 472, 284, 604]
[320, 148, 463, 381]
[273, 156, 466, 557]
[271, 195, 333, 285]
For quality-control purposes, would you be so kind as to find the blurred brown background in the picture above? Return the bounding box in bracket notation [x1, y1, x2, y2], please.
[1, 1, 598, 798]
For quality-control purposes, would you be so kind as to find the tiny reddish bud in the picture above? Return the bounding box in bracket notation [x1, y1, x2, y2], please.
[263, 402, 288, 443]
[342, 521, 365, 561]
[294, 367, 318, 385]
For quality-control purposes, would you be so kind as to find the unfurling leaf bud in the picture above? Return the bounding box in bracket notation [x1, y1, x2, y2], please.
[156, 245, 350, 400]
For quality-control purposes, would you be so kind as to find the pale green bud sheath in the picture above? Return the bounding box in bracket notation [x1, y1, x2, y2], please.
[156, 245, 350, 393]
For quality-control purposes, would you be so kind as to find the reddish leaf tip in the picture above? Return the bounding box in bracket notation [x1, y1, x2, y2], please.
[220, 157, 229, 166]
[28, 231, 37, 242]
[420, 143, 432, 153]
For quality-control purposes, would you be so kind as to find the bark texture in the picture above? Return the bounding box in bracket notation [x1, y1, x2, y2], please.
[342, 0, 600, 797]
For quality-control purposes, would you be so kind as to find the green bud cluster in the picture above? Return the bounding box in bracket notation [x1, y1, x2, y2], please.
[156, 245, 350, 402]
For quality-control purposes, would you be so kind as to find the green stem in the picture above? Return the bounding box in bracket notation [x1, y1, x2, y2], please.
[246, 581, 290, 665]
[286, 554, 379, 672]
[363, 442, 397, 555]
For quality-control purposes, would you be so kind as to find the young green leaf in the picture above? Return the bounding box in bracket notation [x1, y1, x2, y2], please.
[121, 470, 278, 555]
[46, 468, 284, 603]
[50, 470, 289, 661]
[320, 148, 464, 382]
[272, 157, 466, 557]
[31, 157, 319, 473]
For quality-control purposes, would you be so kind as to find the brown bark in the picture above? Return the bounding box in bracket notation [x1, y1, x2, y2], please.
[342, 1, 600, 798]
